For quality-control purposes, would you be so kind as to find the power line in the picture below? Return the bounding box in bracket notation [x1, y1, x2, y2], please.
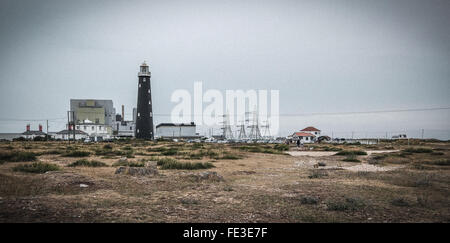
[0, 106, 448, 121]
[0, 117, 66, 122]
[280, 107, 450, 117]
[149, 106, 450, 117]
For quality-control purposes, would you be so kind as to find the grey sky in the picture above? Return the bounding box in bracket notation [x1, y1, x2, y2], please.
[0, 0, 449, 139]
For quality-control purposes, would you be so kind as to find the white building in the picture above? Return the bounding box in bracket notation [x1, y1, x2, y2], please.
[76, 119, 113, 141]
[291, 132, 316, 144]
[114, 120, 135, 138]
[22, 131, 46, 140]
[55, 130, 88, 141]
[155, 123, 198, 139]
[21, 124, 46, 140]
[300, 126, 321, 136]
[112, 105, 136, 138]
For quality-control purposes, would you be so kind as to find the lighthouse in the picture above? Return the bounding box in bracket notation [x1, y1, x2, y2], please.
[135, 61, 154, 140]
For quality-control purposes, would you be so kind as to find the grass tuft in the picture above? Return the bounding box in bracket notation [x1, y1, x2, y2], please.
[342, 154, 361, 162]
[0, 151, 37, 163]
[327, 197, 365, 211]
[13, 162, 60, 173]
[68, 159, 108, 167]
[62, 150, 91, 157]
[155, 157, 215, 170]
[402, 147, 433, 153]
[335, 150, 367, 156]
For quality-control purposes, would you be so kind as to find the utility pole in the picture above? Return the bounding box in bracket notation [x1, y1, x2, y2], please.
[67, 111, 70, 144]
[46, 120, 49, 141]
[67, 111, 75, 143]
[72, 112, 75, 142]
[421, 129, 424, 139]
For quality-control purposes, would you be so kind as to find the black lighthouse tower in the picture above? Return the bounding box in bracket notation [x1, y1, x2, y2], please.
[135, 61, 154, 140]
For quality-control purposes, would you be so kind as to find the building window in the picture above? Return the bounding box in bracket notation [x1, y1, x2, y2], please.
[150, 112, 152, 117]
[138, 113, 140, 117]
[76, 126, 80, 129]
[130, 127, 132, 130]
[143, 78, 146, 82]
[148, 89, 150, 93]
[92, 126, 94, 131]
[84, 126, 87, 130]
[149, 101, 151, 105]
[137, 129, 139, 133]
[99, 126, 102, 130]
[139, 84, 141, 88]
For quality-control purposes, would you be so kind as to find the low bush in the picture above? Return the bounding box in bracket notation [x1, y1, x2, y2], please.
[335, 150, 367, 156]
[68, 159, 108, 167]
[414, 174, 433, 187]
[372, 154, 388, 160]
[323, 146, 342, 151]
[274, 144, 289, 151]
[0, 151, 37, 162]
[103, 144, 113, 150]
[62, 150, 91, 157]
[300, 196, 319, 205]
[327, 197, 365, 211]
[426, 159, 450, 166]
[156, 157, 215, 170]
[95, 149, 134, 158]
[218, 154, 243, 160]
[161, 148, 178, 156]
[192, 143, 204, 149]
[122, 146, 133, 151]
[308, 170, 328, 179]
[430, 152, 444, 156]
[403, 147, 433, 153]
[13, 162, 60, 173]
[342, 154, 360, 162]
[41, 150, 63, 155]
[112, 160, 145, 167]
[391, 198, 410, 207]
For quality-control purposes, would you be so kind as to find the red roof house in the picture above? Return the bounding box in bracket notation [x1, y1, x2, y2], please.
[300, 126, 320, 132]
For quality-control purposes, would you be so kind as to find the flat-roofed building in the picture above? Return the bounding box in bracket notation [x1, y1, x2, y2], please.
[70, 99, 115, 126]
[155, 122, 198, 139]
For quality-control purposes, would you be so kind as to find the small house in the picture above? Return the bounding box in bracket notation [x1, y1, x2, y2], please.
[300, 126, 321, 136]
[291, 132, 316, 144]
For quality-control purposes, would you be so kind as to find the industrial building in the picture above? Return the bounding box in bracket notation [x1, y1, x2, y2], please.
[156, 123, 198, 139]
[70, 99, 116, 126]
[114, 105, 136, 138]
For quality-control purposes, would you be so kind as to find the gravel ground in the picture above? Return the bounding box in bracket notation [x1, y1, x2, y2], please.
[344, 164, 403, 172]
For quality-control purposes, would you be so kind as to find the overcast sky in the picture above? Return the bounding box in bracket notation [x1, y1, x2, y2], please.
[0, 0, 449, 139]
